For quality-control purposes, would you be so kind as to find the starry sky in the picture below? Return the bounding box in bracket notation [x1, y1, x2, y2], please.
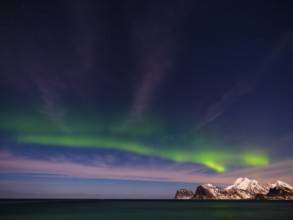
[0, 0, 293, 199]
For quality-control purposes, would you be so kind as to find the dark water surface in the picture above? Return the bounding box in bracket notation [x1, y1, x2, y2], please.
[0, 200, 292, 220]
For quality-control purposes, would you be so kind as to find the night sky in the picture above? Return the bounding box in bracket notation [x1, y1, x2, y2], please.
[0, 0, 293, 199]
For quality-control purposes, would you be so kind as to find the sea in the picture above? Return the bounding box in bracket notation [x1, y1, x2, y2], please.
[0, 200, 292, 220]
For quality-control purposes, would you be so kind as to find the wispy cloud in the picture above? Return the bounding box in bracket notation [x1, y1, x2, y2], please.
[0, 151, 203, 183]
[0, 1, 99, 131]
[0, 151, 291, 186]
[197, 80, 255, 129]
[129, 1, 192, 120]
[197, 27, 293, 129]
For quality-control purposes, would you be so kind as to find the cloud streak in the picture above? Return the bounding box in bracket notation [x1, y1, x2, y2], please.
[197, 27, 293, 129]
[0, 151, 291, 186]
[0, 151, 203, 183]
[197, 80, 255, 129]
[129, 1, 191, 120]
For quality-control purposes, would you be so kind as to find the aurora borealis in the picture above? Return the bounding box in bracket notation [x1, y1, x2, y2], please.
[0, 0, 293, 198]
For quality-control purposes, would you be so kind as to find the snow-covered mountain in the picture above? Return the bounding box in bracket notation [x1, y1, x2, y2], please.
[175, 177, 293, 200]
[226, 177, 269, 195]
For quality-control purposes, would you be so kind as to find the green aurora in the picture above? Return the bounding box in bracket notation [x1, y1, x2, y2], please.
[16, 134, 269, 172]
[1, 111, 269, 172]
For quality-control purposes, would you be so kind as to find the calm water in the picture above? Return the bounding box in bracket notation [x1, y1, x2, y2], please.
[0, 200, 292, 220]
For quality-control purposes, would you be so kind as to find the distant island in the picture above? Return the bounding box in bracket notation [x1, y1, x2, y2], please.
[175, 177, 293, 200]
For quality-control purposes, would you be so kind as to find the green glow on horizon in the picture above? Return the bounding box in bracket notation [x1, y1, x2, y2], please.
[16, 134, 269, 173]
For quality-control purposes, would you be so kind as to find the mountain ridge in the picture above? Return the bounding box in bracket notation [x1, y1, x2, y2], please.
[175, 177, 293, 200]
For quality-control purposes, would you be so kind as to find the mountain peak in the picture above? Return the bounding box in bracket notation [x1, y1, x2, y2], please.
[270, 180, 293, 190]
[226, 177, 261, 191]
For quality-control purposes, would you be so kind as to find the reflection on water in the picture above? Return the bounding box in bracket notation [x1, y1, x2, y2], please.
[0, 200, 292, 220]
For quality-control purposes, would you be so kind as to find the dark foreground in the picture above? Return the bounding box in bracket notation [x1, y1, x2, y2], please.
[0, 200, 292, 220]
